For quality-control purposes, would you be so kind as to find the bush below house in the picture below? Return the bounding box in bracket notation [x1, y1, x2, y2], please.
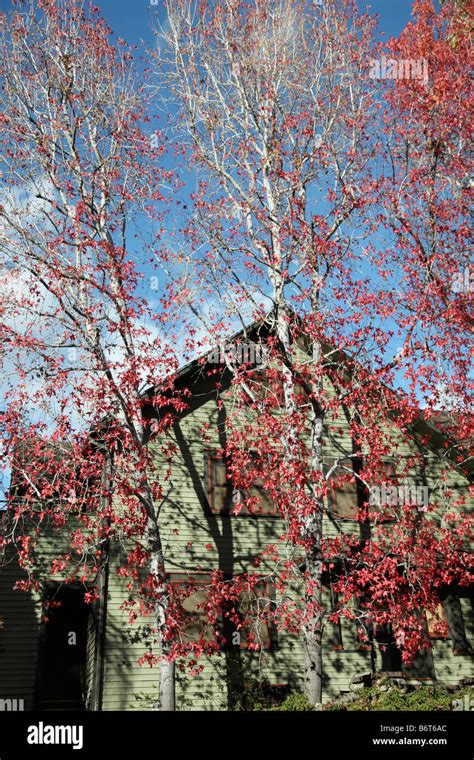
[236, 673, 474, 711]
[324, 680, 474, 712]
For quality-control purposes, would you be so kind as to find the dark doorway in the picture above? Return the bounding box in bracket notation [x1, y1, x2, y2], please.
[35, 583, 91, 710]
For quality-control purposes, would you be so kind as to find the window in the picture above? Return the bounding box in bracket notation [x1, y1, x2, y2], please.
[355, 618, 399, 657]
[207, 453, 233, 515]
[169, 574, 215, 644]
[246, 474, 277, 516]
[368, 459, 398, 522]
[329, 462, 359, 520]
[444, 594, 472, 655]
[206, 451, 278, 516]
[235, 369, 284, 410]
[426, 604, 449, 639]
[242, 369, 308, 409]
[254, 371, 284, 405]
[224, 580, 276, 650]
[329, 457, 404, 521]
[169, 574, 277, 651]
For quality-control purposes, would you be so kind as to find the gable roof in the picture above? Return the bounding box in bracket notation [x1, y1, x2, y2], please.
[142, 312, 472, 478]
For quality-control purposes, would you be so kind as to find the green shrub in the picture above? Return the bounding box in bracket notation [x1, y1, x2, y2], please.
[269, 692, 315, 711]
[324, 680, 474, 712]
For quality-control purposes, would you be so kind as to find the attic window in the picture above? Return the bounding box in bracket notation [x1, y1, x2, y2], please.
[244, 370, 284, 406]
[238, 369, 308, 409]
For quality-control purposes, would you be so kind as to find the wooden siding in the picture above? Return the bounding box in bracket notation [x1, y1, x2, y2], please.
[0, 364, 472, 710]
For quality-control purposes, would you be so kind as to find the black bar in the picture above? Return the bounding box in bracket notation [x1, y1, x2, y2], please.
[0, 710, 472, 758]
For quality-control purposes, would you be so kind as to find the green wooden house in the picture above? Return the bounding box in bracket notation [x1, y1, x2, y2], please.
[0, 325, 472, 710]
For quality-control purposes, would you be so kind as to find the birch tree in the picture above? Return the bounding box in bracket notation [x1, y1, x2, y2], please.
[155, 0, 472, 705]
[0, 0, 192, 711]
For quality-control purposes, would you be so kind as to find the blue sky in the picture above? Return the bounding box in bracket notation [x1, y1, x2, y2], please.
[0, 1, 430, 46]
[93, 0, 420, 44]
[65, 1, 423, 45]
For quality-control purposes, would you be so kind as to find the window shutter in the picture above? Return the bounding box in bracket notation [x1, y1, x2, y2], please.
[207, 453, 232, 514]
[426, 604, 449, 639]
[444, 594, 471, 654]
[329, 462, 359, 519]
[369, 459, 398, 521]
